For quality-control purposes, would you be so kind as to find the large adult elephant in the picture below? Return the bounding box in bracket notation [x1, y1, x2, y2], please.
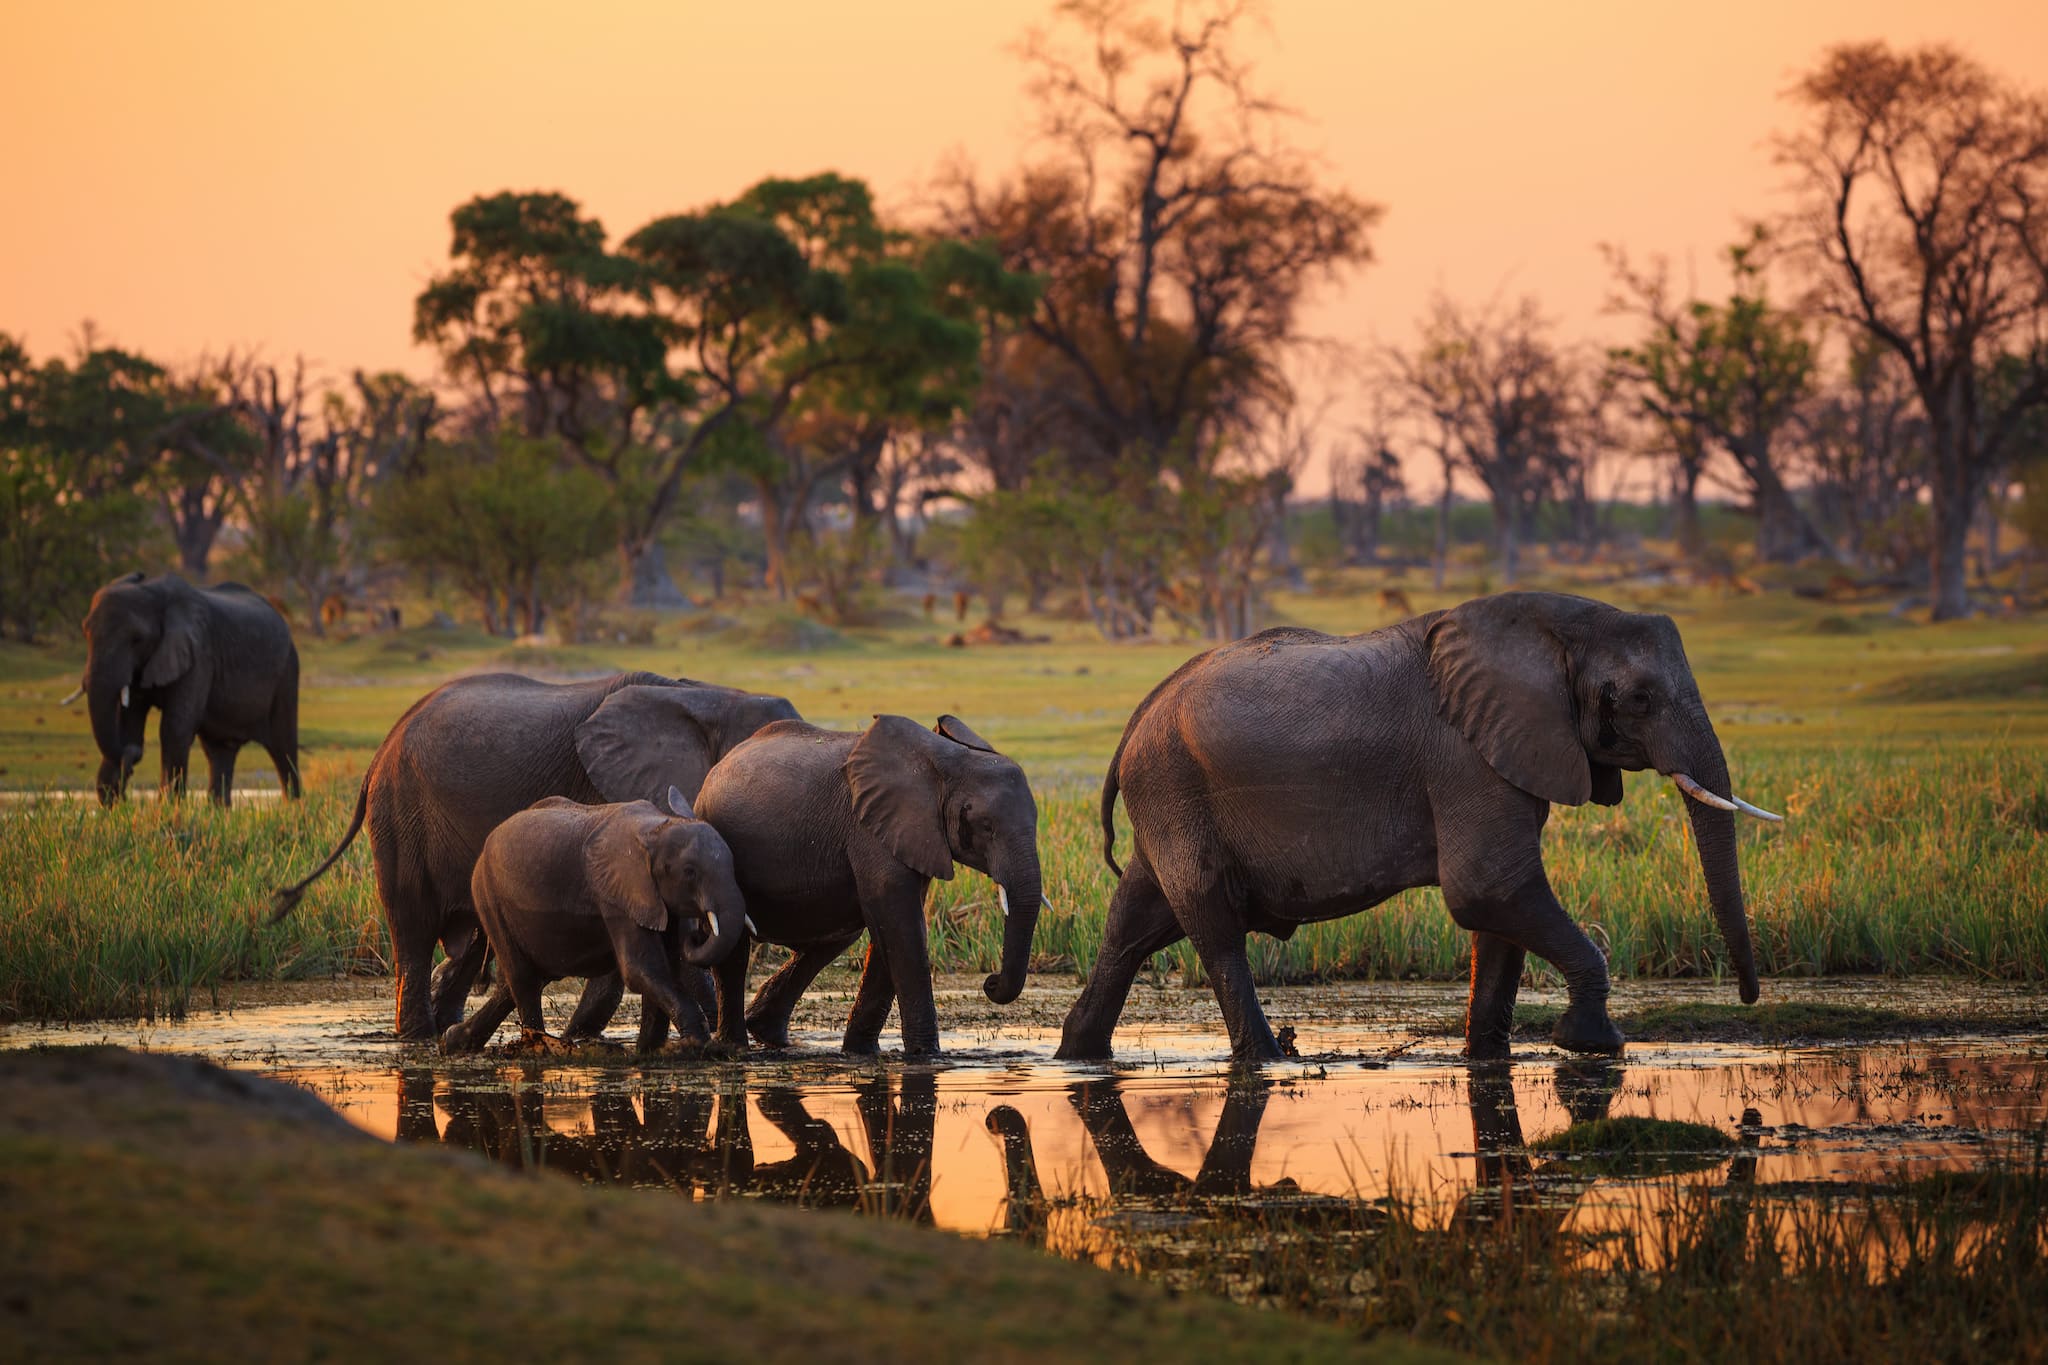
[269, 672, 798, 1041]
[70, 572, 301, 806]
[1056, 591, 1782, 1065]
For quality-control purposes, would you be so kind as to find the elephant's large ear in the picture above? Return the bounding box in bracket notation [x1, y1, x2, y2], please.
[585, 806, 668, 932]
[1425, 596, 1592, 806]
[844, 715, 954, 881]
[576, 685, 730, 805]
[139, 597, 202, 688]
[934, 714, 996, 753]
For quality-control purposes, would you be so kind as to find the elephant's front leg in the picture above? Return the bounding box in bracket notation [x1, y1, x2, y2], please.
[200, 735, 239, 807]
[855, 872, 940, 1057]
[1464, 931, 1527, 1061]
[1445, 867, 1621, 1057]
[841, 938, 897, 1055]
[156, 696, 203, 801]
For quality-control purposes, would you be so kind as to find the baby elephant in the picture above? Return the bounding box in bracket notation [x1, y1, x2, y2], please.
[439, 790, 750, 1056]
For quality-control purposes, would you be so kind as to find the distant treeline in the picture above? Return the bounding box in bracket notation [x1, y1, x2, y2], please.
[4, 11, 2046, 641]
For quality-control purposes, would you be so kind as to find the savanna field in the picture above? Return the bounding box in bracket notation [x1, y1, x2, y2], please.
[3, 571, 2043, 1024]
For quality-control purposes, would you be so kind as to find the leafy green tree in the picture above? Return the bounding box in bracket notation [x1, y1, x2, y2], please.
[375, 434, 616, 637]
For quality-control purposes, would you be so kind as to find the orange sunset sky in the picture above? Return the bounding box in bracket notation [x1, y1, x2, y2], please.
[5, 1, 2045, 489]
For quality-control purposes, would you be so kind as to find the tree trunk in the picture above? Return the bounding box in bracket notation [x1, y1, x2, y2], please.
[1673, 467, 1703, 559]
[623, 538, 691, 610]
[1433, 480, 1452, 592]
[1928, 462, 1976, 621]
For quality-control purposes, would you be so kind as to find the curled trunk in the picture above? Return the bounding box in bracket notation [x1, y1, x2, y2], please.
[684, 885, 750, 968]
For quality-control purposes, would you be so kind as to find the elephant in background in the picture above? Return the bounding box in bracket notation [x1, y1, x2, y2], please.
[437, 790, 750, 1056]
[269, 672, 798, 1041]
[74, 572, 300, 806]
[692, 714, 1045, 1057]
[1058, 591, 1782, 1065]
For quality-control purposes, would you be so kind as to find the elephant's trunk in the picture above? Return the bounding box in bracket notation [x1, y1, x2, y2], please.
[683, 883, 750, 968]
[86, 655, 136, 806]
[984, 840, 1042, 1005]
[1663, 714, 1760, 1004]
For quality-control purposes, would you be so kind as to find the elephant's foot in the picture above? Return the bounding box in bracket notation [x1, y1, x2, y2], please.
[841, 1035, 882, 1057]
[667, 1033, 739, 1061]
[512, 1028, 574, 1057]
[438, 1023, 483, 1056]
[1551, 1001, 1625, 1057]
[1463, 1035, 1513, 1062]
[744, 1009, 792, 1049]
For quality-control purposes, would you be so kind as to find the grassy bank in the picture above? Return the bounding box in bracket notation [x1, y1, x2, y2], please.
[2, 741, 2042, 1023]
[3, 578, 2044, 1022]
[0, 1047, 1435, 1363]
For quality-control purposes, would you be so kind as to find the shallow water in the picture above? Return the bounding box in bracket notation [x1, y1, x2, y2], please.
[10, 982, 2045, 1259]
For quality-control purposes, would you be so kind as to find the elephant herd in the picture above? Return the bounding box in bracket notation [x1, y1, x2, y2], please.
[78, 572, 1783, 1062]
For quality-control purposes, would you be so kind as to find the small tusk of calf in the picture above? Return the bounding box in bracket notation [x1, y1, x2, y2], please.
[744, 914, 759, 938]
[998, 886, 1008, 917]
[1672, 772, 1738, 812]
[1042, 893, 1054, 912]
[59, 686, 84, 707]
[1732, 795, 1785, 823]
[120, 686, 130, 709]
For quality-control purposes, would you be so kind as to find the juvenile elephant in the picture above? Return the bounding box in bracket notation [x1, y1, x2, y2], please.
[1057, 591, 1782, 1065]
[270, 672, 798, 1041]
[437, 789, 749, 1056]
[692, 714, 1045, 1057]
[72, 572, 300, 806]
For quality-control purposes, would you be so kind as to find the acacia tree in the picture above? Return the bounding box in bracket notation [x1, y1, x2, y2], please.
[1606, 233, 1830, 563]
[934, 0, 1378, 636]
[1776, 42, 2048, 618]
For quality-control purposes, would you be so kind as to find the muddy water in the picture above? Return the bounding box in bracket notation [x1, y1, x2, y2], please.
[10, 979, 2045, 1267]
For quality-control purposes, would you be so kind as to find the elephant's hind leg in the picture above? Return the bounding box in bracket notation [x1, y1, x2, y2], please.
[562, 971, 626, 1043]
[440, 980, 516, 1054]
[429, 913, 490, 1034]
[1157, 861, 1282, 1064]
[748, 934, 861, 1047]
[1055, 861, 1184, 1061]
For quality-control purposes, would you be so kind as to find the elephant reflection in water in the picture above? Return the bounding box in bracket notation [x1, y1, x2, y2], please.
[1461, 1061, 1762, 1245]
[397, 1067, 939, 1218]
[986, 1075, 1341, 1238]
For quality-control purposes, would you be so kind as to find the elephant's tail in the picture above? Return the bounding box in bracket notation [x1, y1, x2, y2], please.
[1100, 650, 1207, 879]
[269, 777, 369, 923]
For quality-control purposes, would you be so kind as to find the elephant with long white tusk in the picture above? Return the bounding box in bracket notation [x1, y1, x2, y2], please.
[1059, 590, 1780, 1066]
[1673, 772, 1784, 822]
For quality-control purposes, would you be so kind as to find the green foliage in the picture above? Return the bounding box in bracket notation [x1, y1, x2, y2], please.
[0, 446, 159, 642]
[373, 433, 617, 636]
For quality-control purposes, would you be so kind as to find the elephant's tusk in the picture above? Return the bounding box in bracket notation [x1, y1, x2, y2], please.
[1671, 773, 1738, 812]
[1731, 794, 1785, 823]
[59, 687, 84, 707]
[706, 912, 723, 942]
[744, 914, 759, 938]
[998, 886, 1008, 917]
[1042, 893, 1054, 912]
[120, 686, 130, 709]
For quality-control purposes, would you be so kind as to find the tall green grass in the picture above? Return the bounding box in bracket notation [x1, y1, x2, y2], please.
[6, 741, 2038, 1023]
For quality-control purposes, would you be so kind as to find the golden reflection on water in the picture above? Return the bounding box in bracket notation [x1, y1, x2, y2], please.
[270, 1045, 2048, 1256]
